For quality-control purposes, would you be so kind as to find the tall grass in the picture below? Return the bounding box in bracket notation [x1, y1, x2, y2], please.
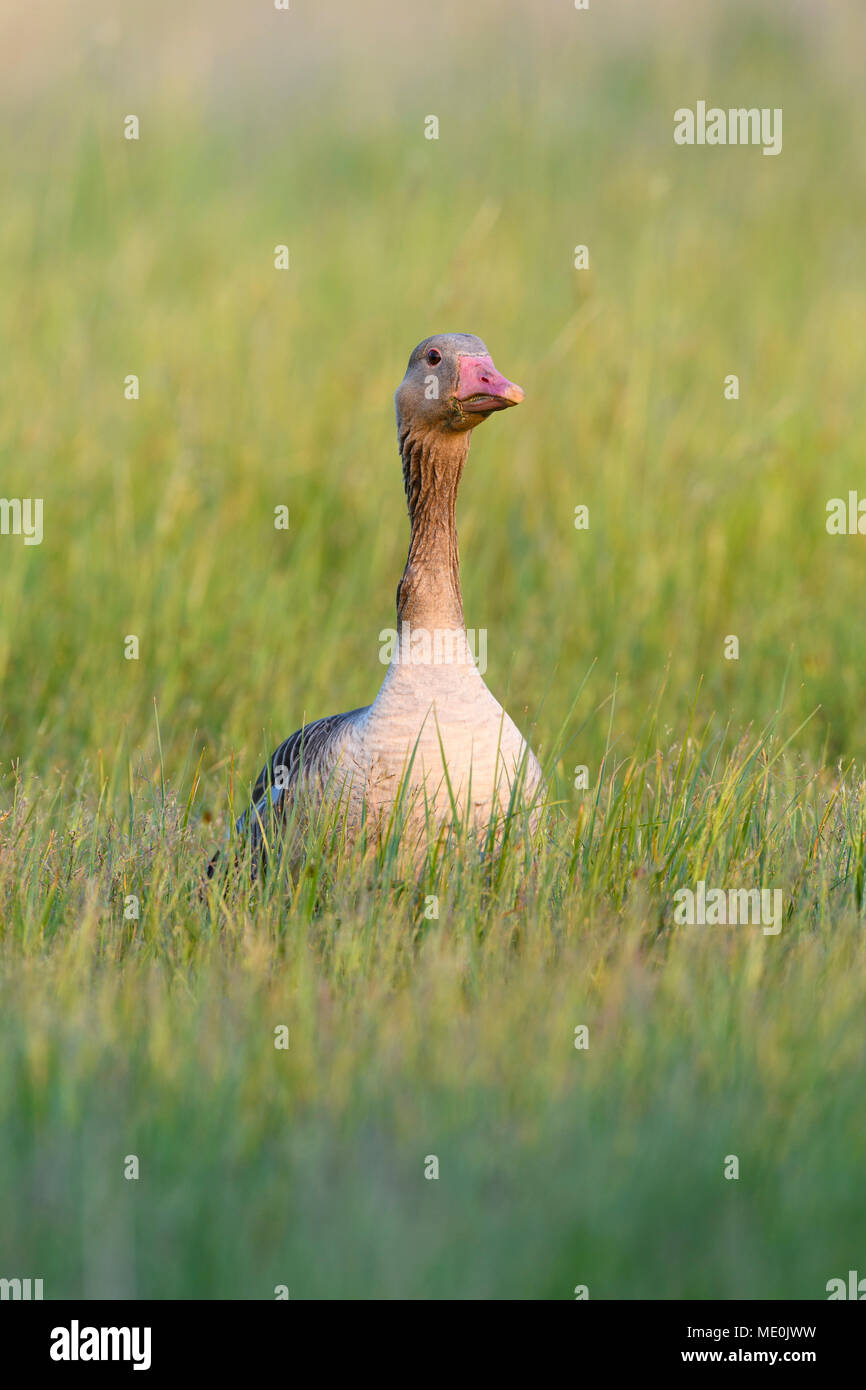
[2, 713, 865, 1296]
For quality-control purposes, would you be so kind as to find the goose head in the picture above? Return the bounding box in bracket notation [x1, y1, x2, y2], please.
[395, 333, 524, 436]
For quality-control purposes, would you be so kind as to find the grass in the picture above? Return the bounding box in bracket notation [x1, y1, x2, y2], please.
[1, 0, 865, 1298]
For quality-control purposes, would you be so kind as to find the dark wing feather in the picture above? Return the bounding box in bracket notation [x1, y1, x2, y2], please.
[237, 708, 366, 854]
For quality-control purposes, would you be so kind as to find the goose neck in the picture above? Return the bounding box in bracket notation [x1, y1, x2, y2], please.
[395, 426, 471, 633]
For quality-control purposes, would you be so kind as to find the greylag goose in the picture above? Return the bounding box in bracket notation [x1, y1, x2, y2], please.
[231, 333, 544, 864]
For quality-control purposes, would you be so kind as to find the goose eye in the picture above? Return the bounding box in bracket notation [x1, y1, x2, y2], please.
[426, 349, 442, 366]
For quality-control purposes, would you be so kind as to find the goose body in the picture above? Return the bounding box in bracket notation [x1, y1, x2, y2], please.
[235, 334, 544, 860]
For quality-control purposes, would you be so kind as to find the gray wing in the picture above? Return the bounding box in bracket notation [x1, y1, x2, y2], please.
[237, 708, 366, 854]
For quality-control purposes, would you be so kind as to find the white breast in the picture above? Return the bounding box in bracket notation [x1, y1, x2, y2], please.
[332, 628, 544, 834]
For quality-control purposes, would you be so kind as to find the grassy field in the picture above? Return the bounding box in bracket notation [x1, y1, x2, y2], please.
[1, 0, 865, 1298]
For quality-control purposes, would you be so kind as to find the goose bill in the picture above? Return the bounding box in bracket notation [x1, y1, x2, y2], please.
[454, 354, 524, 412]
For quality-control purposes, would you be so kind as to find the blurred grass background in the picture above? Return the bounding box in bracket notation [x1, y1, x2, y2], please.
[1, 0, 866, 1298]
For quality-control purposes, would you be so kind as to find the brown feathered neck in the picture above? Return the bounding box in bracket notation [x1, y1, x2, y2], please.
[395, 422, 471, 630]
